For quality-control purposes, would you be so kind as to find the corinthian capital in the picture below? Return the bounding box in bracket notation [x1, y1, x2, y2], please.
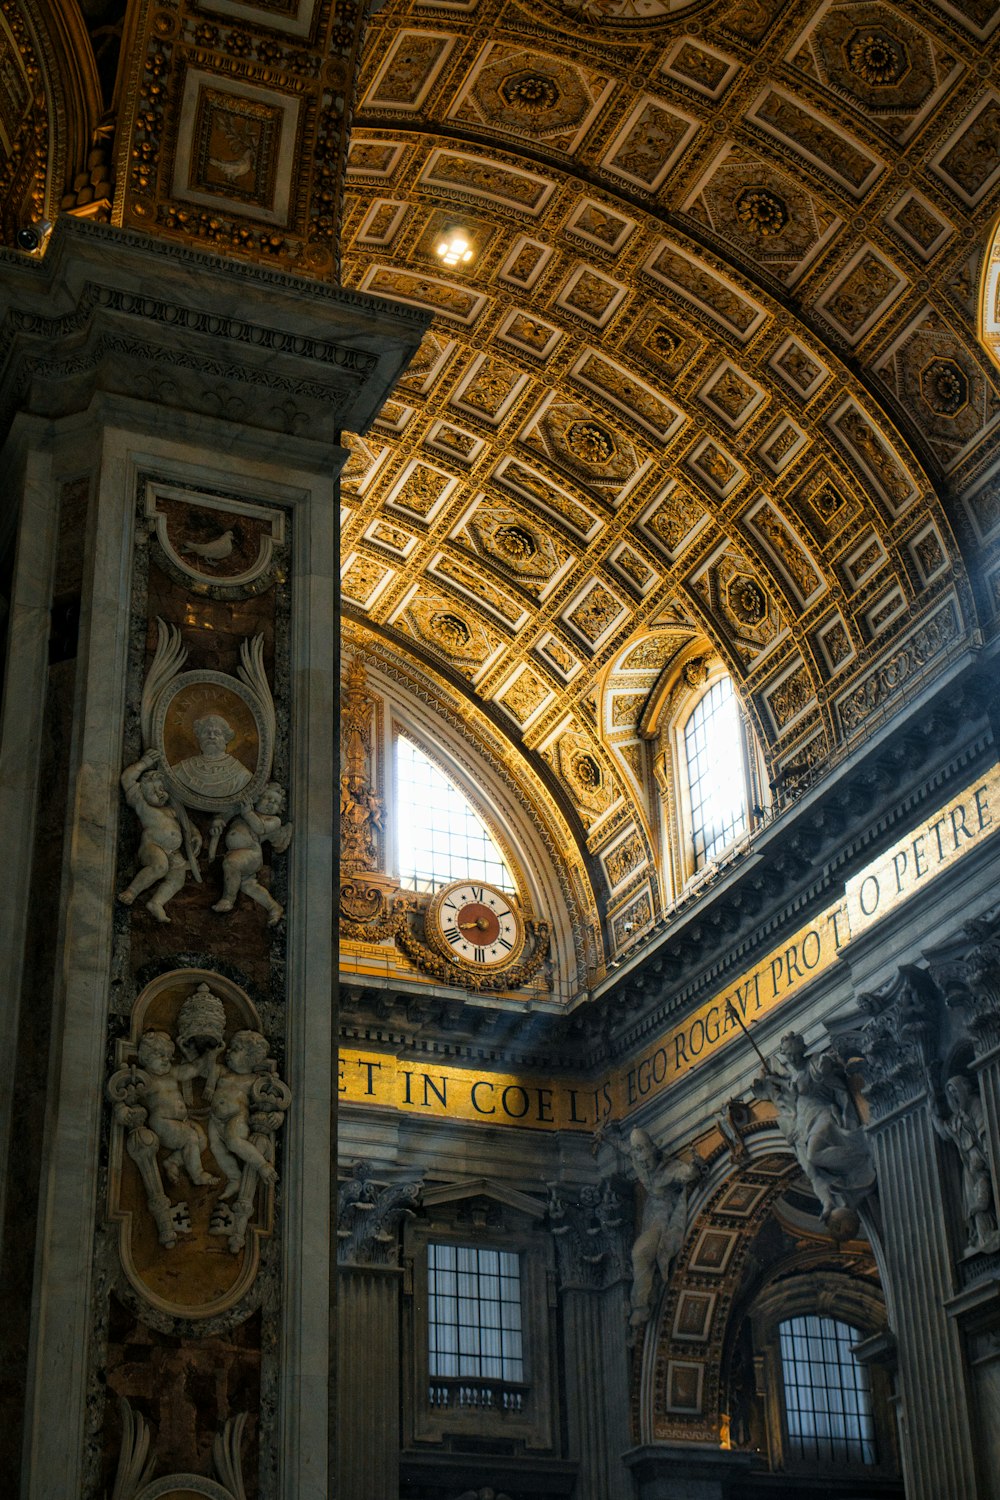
[858, 965, 938, 1122]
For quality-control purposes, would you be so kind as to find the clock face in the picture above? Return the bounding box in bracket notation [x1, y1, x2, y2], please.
[428, 882, 524, 970]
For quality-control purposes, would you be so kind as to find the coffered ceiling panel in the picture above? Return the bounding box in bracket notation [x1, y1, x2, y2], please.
[20, 0, 997, 958]
[334, 0, 998, 938]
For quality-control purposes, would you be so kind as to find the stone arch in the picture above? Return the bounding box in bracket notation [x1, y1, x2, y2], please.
[0, 1, 103, 240]
[637, 1138, 801, 1446]
[979, 211, 1000, 379]
[637, 1115, 890, 1463]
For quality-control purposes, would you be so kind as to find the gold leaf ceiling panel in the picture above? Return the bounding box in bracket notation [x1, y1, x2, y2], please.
[12, 0, 998, 972]
[335, 0, 997, 955]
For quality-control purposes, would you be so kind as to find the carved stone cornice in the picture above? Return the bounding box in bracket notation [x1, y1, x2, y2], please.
[0, 217, 429, 440]
[858, 965, 939, 1123]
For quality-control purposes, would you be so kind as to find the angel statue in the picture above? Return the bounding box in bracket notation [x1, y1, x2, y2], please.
[929, 1073, 999, 1257]
[596, 1123, 706, 1334]
[753, 1030, 875, 1239]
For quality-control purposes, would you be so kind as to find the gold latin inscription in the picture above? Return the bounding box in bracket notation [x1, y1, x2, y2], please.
[339, 766, 999, 1131]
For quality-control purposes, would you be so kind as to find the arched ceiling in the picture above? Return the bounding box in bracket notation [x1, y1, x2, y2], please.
[335, 0, 1000, 946]
[7, 0, 1000, 969]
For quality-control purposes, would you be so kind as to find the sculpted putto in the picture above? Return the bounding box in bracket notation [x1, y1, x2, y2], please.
[134, 1030, 219, 1189]
[118, 748, 200, 923]
[119, 620, 291, 926]
[753, 1031, 875, 1238]
[107, 983, 290, 1253]
[205, 1030, 281, 1198]
[212, 784, 293, 924]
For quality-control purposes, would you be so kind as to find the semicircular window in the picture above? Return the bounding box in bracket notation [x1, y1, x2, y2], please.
[395, 734, 515, 894]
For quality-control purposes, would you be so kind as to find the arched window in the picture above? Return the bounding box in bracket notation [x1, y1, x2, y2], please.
[395, 733, 515, 894]
[682, 674, 750, 869]
[743, 1273, 898, 1482]
[778, 1314, 876, 1466]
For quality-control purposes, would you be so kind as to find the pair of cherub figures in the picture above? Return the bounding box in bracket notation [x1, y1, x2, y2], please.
[117, 748, 292, 924]
[132, 1023, 279, 1203]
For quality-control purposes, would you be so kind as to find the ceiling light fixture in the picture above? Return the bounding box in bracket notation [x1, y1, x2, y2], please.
[435, 229, 474, 268]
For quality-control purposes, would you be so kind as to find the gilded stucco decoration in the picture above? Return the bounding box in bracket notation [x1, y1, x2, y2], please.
[111, 0, 371, 275]
[340, 626, 603, 996]
[16, 0, 1000, 977]
[332, 0, 1000, 970]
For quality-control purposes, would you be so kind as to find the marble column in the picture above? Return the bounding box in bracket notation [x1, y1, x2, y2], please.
[860, 966, 981, 1499]
[562, 1282, 633, 1500]
[549, 1180, 634, 1500]
[928, 910, 1000, 1500]
[336, 1266, 403, 1500]
[0, 217, 428, 1499]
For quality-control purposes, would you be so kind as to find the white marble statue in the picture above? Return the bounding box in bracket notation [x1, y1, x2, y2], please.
[599, 1124, 706, 1331]
[108, 986, 290, 1254]
[118, 748, 201, 922]
[929, 1074, 999, 1256]
[211, 783, 292, 924]
[205, 1030, 281, 1199]
[134, 1030, 219, 1189]
[172, 713, 253, 800]
[753, 1030, 875, 1237]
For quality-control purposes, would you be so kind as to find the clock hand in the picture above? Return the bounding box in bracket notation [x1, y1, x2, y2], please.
[459, 918, 490, 930]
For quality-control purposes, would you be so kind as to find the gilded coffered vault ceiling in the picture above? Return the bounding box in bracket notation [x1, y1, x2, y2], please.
[336, 0, 1000, 965]
[5, 0, 1000, 979]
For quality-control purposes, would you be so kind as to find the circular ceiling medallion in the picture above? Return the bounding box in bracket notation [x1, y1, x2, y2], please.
[523, 0, 713, 38]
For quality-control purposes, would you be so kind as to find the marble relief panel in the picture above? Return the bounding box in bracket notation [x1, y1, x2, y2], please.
[746, 86, 883, 197]
[660, 37, 739, 100]
[563, 198, 636, 255]
[363, 31, 455, 112]
[569, 350, 686, 445]
[930, 93, 1000, 208]
[814, 245, 907, 345]
[197, 0, 320, 34]
[418, 147, 557, 214]
[600, 96, 700, 193]
[643, 241, 768, 342]
[172, 72, 302, 225]
[883, 191, 952, 262]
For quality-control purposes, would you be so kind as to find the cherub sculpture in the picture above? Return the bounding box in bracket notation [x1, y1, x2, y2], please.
[134, 1030, 219, 1189]
[118, 748, 200, 922]
[205, 1030, 281, 1198]
[929, 1074, 999, 1256]
[205, 1028, 291, 1253]
[107, 984, 290, 1254]
[212, 784, 292, 924]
